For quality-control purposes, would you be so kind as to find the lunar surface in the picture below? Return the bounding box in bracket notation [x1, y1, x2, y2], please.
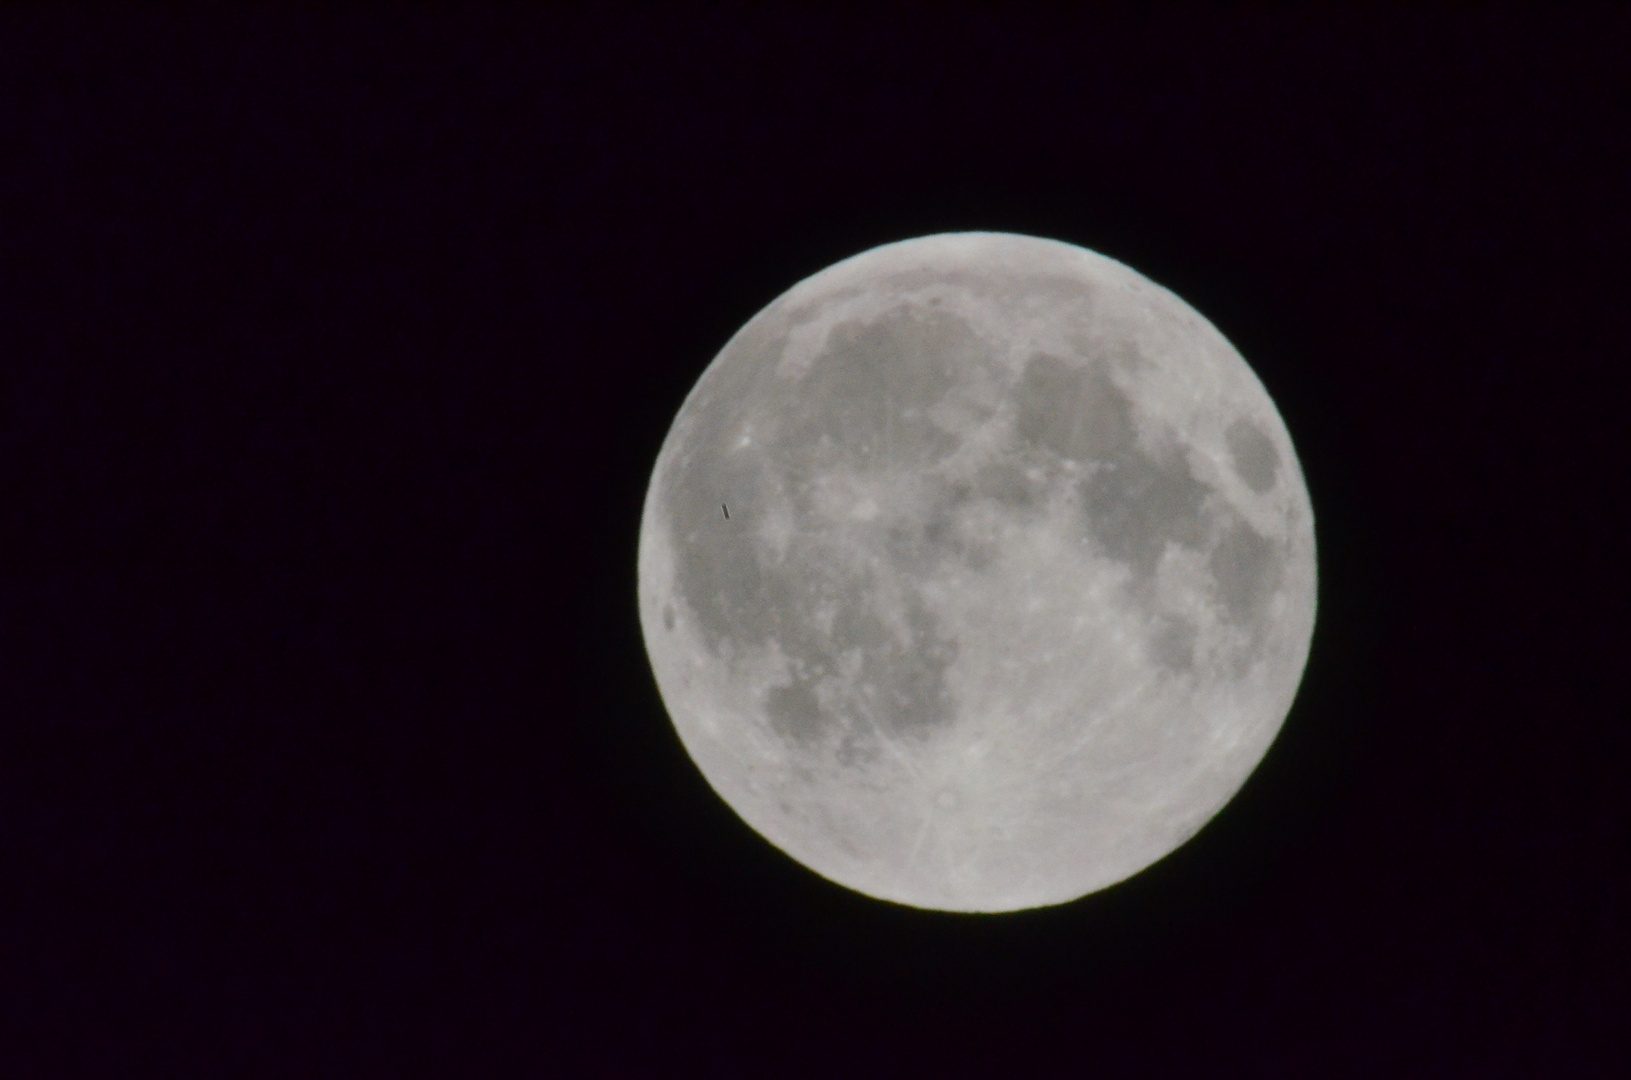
[637, 233, 1316, 912]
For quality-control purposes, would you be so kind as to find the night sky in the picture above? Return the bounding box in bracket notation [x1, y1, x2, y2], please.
[2, 8, 1627, 1076]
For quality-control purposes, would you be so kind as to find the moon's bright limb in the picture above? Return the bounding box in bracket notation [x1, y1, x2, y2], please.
[637, 233, 1316, 913]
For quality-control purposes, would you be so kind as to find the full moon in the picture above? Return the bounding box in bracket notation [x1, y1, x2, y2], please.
[637, 233, 1316, 912]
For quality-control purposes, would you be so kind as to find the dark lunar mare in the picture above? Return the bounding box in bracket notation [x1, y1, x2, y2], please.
[1209, 517, 1281, 632]
[670, 301, 977, 752]
[665, 303, 793, 657]
[1078, 448, 1212, 580]
[771, 308, 973, 473]
[1013, 353, 1137, 463]
[1009, 351, 1213, 584]
[1148, 618, 1199, 672]
[1008, 349, 1283, 672]
[1224, 416, 1281, 494]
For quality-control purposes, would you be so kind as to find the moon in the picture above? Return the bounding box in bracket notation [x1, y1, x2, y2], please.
[637, 233, 1316, 912]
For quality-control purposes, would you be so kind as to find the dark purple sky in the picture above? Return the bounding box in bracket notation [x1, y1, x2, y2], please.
[2, 8, 1626, 1077]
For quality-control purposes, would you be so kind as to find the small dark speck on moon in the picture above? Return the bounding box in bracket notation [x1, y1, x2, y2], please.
[722, 503, 730, 519]
[663, 604, 676, 631]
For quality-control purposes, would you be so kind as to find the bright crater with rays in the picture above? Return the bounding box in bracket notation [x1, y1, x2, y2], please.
[637, 233, 1316, 912]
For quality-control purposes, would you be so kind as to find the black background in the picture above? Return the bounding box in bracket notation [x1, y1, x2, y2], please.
[2, 7, 1627, 1077]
